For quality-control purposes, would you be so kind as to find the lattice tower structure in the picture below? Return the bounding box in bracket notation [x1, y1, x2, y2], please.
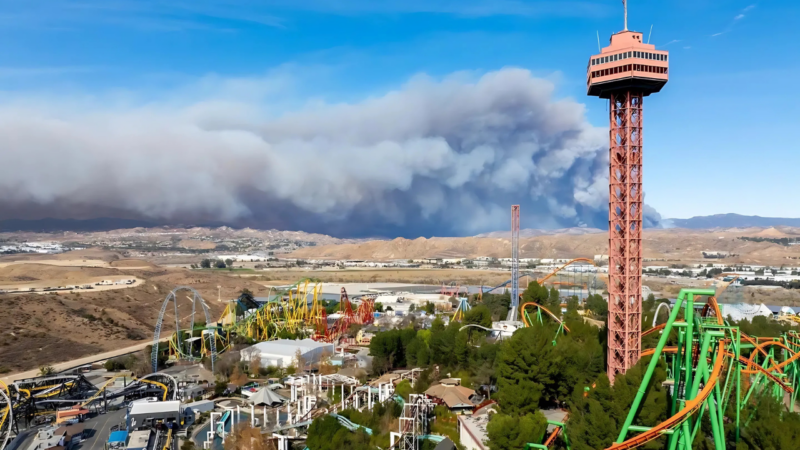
[587, 6, 668, 383]
[507, 204, 521, 321]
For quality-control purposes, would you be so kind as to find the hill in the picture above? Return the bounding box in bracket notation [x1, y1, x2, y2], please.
[668, 214, 800, 229]
[0, 263, 275, 374]
[288, 227, 800, 264]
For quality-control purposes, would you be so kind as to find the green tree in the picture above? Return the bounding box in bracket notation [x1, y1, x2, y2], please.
[200, 259, 212, 269]
[740, 395, 800, 449]
[38, 365, 55, 376]
[481, 292, 511, 321]
[306, 415, 371, 450]
[424, 302, 436, 314]
[487, 412, 548, 450]
[496, 321, 604, 414]
[548, 287, 561, 310]
[465, 304, 493, 329]
[454, 330, 470, 369]
[394, 380, 412, 401]
[566, 296, 579, 313]
[567, 359, 669, 450]
[585, 294, 608, 319]
[521, 281, 549, 307]
[224, 258, 234, 267]
[215, 260, 226, 269]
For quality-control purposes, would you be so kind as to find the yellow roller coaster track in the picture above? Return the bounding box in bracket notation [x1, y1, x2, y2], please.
[81, 373, 134, 407]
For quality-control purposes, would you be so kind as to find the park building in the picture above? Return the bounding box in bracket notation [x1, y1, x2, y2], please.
[240, 339, 334, 369]
[127, 400, 183, 431]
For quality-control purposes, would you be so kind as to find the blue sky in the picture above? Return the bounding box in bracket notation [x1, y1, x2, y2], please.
[1, 0, 798, 228]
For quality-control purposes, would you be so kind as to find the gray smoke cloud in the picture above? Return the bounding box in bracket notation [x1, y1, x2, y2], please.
[0, 68, 662, 237]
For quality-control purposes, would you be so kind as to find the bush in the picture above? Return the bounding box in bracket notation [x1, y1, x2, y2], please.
[105, 358, 127, 372]
[126, 329, 146, 340]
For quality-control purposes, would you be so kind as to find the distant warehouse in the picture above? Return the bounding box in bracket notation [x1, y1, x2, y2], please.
[240, 339, 334, 369]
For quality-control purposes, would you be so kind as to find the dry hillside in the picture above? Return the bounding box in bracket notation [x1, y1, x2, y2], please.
[288, 227, 800, 265]
[0, 264, 275, 374]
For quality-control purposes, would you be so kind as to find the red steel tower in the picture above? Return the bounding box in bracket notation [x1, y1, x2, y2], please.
[587, 1, 668, 383]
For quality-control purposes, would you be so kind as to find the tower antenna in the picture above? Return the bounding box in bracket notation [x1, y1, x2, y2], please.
[623, 0, 628, 31]
[647, 24, 653, 43]
[596, 30, 601, 52]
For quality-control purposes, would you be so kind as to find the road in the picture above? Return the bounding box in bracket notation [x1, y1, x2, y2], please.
[10, 406, 127, 450]
[1, 339, 167, 384]
[80, 408, 128, 450]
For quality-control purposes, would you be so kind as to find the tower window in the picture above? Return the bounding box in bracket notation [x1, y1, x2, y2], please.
[628, 51, 632, 58]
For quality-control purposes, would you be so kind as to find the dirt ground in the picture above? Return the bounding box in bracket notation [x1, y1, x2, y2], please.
[0, 263, 277, 374]
[643, 277, 800, 306]
[4, 254, 800, 375]
[0, 263, 143, 290]
[239, 268, 515, 287]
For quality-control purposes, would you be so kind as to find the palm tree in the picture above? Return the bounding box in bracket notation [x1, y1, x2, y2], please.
[38, 365, 55, 377]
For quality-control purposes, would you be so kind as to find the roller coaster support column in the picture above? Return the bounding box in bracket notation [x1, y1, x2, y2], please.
[616, 288, 716, 447]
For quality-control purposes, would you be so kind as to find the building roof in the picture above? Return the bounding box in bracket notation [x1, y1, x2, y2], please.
[434, 438, 457, 450]
[185, 400, 215, 409]
[126, 430, 152, 450]
[425, 384, 476, 409]
[243, 339, 334, 358]
[720, 303, 773, 322]
[458, 413, 489, 450]
[56, 407, 89, 418]
[55, 423, 85, 438]
[161, 364, 214, 382]
[129, 400, 181, 416]
[108, 431, 128, 444]
[248, 388, 287, 406]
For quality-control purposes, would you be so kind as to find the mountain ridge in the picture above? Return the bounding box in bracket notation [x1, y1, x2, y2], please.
[666, 214, 800, 229]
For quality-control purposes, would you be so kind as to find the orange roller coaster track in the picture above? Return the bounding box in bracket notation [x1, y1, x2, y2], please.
[610, 288, 798, 450]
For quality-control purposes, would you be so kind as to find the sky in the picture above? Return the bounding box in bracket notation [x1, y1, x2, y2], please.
[0, 0, 798, 237]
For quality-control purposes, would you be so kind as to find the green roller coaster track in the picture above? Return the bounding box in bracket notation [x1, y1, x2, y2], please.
[515, 287, 799, 450]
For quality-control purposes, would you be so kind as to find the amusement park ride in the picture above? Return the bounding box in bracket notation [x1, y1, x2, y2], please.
[588, 0, 669, 383]
[2, 5, 798, 449]
[0, 372, 178, 450]
[150, 282, 376, 373]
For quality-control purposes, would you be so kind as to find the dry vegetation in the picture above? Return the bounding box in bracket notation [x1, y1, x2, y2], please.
[0, 262, 275, 373]
[247, 268, 514, 286]
[288, 226, 800, 266]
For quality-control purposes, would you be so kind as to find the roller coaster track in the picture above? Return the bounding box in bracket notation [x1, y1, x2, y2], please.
[609, 343, 727, 450]
[0, 384, 11, 450]
[610, 289, 797, 450]
[519, 302, 571, 332]
[152, 286, 216, 373]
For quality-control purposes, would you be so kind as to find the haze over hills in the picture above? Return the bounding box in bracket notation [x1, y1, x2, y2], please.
[5, 214, 800, 236]
[666, 214, 800, 229]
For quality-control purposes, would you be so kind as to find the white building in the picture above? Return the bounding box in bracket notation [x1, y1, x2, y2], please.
[458, 402, 495, 450]
[217, 254, 269, 262]
[719, 303, 773, 322]
[240, 339, 334, 369]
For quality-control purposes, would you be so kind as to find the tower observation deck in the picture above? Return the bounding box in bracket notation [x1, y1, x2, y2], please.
[587, 3, 668, 384]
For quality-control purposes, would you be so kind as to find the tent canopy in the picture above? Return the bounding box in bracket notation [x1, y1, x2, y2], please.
[248, 387, 287, 406]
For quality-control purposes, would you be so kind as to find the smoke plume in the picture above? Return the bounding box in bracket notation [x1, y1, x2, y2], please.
[0, 68, 662, 237]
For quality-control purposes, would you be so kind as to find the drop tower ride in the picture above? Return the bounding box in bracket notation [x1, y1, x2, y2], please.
[587, 1, 668, 383]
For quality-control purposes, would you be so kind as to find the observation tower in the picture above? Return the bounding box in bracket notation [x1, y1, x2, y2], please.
[587, 1, 668, 383]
